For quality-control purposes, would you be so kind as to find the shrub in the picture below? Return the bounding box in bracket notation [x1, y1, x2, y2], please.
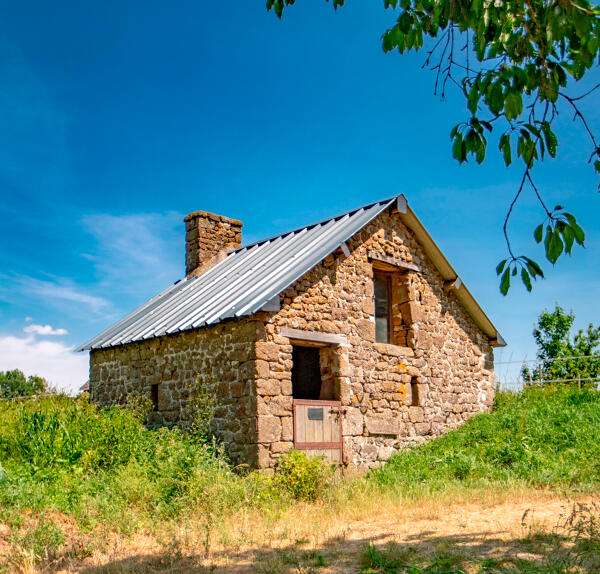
[0, 369, 49, 398]
[273, 450, 334, 501]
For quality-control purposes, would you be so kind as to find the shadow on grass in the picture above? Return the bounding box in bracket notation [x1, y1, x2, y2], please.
[74, 525, 599, 574]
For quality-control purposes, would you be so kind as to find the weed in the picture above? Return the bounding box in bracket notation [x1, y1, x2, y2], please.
[274, 450, 334, 501]
[10, 519, 65, 562]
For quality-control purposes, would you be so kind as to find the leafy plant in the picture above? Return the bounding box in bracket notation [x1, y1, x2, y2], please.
[267, 0, 600, 293]
[273, 449, 334, 501]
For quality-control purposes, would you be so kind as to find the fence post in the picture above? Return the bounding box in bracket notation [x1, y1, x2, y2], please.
[578, 374, 581, 390]
[538, 365, 543, 386]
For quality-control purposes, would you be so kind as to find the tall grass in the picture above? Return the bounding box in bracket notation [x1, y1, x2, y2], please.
[371, 385, 600, 493]
[1, 385, 600, 569]
[0, 394, 275, 530]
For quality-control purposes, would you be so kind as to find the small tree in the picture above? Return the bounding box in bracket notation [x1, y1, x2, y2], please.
[0, 369, 49, 398]
[522, 304, 600, 386]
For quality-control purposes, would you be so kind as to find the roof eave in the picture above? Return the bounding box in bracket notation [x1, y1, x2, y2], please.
[395, 195, 506, 347]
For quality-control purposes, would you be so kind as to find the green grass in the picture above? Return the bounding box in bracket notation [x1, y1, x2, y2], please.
[0, 394, 277, 532]
[1, 385, 600, 569]
[371, 385, 600, 494]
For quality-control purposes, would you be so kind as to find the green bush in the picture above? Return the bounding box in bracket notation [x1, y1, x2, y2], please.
[0, 369, 48, 398]
[273, 450, 334, 501]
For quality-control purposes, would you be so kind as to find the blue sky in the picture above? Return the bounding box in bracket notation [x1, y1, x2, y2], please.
[0, 1, 598, 392]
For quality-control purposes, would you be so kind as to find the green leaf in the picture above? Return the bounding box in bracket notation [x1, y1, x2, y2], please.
[594, 160, 600, 174]
[499, 134, 512, 166]
[496, 259, 507, 275]
[487, 82, 504, 115]
[542, 122, 557, 157]
[525, 257, 544, 279]
[521, 268, 532, 292]
[452, 134, 465, 163]
[546, 231, 564, 264]
[533, 223, 543, 243]
[562, 225, 575, 254]
[572, 223, 585, 245]
[505, 91, 523, 120]
[476, 140, 486, 164]
[468, 87, 480, 114]
[500, 267, 511, 295]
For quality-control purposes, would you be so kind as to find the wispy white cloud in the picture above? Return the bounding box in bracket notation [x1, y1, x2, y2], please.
[81, 212, 182, 295]
[0, 334, 88, 394]
[23, 324, 68, 336]
[0, 273, 112, 318]
[25, 277, 110, 313]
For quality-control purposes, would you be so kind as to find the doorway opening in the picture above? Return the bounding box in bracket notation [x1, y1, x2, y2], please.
[291, 344, 338, 400]
[291, 346, 322, 400]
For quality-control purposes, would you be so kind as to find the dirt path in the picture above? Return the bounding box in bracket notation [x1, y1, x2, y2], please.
[54, 493, 593, 573]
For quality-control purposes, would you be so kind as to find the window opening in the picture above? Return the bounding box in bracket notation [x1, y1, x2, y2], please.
[374, 272, 391, 344]
[291, 346, 322, 400]
[150, 383, 159, 411]
[410, 377, 420, 406]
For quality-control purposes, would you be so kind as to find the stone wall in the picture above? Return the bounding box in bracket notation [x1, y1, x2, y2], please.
[255, 208, 495, 469]
[89, 318, 260, 466]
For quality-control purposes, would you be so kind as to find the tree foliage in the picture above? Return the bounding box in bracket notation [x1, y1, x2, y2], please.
[267, 0, 600, 293]
[522, 304, 600, 384]
[0, 369, 49, 399]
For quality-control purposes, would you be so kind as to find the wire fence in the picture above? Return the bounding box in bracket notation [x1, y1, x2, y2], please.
[495, 355, 600, 393]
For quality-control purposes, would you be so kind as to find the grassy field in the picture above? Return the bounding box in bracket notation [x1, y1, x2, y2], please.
[1, 386, 600, 572]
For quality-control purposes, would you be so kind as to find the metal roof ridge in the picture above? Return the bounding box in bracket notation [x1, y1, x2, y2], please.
[232, 195, 401, 253]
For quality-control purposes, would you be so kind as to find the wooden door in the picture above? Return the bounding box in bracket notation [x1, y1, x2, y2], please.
[293, 399, 342, 462]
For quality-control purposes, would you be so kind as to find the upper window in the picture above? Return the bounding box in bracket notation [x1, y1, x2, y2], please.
[372, 266, 416, 347]
[374, 272, 391, 344]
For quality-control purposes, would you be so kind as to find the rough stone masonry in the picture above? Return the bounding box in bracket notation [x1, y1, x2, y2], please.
[90, 206, 495, 470]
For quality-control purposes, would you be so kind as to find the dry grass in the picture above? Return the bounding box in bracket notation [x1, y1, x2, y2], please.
[3, 486, 595, 573]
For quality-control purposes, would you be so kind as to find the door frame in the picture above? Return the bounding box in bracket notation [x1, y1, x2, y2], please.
[292, 398, 343, 453]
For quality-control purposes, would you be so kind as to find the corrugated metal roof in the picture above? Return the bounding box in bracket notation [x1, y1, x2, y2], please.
[77, 196, 397, 351]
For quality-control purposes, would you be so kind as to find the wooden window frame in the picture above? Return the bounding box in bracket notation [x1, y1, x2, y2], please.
[374, 270, 392, 345]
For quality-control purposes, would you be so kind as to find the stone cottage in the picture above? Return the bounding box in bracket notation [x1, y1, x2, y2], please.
[78, 195, 505, 469]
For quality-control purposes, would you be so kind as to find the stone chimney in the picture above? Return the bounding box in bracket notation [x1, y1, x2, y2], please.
[184, 211, 243, 277]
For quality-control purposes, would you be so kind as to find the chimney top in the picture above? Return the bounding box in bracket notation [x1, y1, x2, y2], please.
[184, 210, 243, 227]
[185, 210, 243, 277]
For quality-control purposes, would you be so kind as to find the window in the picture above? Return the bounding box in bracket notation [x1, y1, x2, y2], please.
[372, 266, 416, 348]
[150, 383, 159, 411]
[374, 272, 391, 344]
[410, 377, 420, 406]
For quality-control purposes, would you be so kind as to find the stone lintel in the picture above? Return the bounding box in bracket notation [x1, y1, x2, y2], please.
[366, 417, 400, 436]
[279, 327, 347, 346]
[368, 251, 421, 273]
